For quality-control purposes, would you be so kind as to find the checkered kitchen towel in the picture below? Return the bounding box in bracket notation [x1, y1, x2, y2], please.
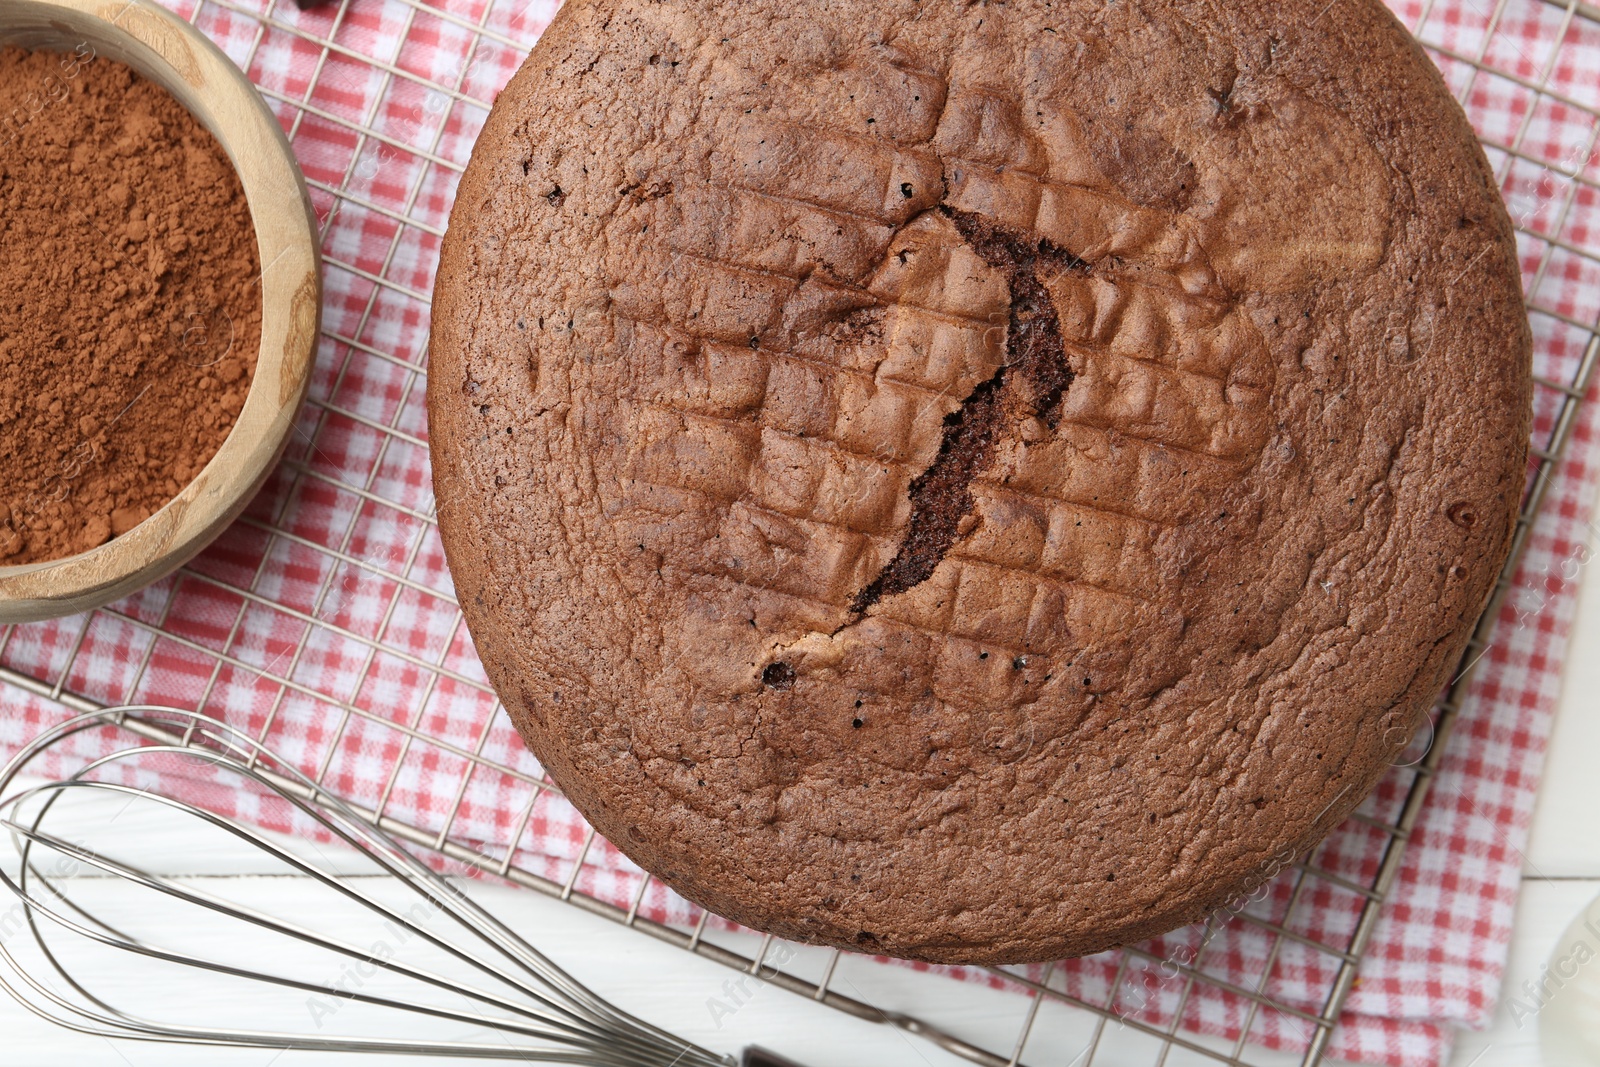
[2, 0, 1599, 1063]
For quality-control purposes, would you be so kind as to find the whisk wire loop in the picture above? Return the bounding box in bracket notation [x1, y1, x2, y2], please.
[0, 706, 737, 1066]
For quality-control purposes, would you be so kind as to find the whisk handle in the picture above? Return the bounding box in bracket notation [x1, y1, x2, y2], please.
[741, 1048, 810, 1067]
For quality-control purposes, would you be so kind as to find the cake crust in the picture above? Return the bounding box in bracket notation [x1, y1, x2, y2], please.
[430, 0, 1531, 963]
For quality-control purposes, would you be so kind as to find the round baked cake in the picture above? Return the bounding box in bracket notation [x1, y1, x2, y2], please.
[430, 0, 1531, 963]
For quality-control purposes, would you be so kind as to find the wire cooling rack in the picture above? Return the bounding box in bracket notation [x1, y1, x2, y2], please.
[4, 0, 1600, 1064]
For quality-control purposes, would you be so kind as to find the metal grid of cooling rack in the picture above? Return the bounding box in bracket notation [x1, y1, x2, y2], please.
[2, 0, 1600, 1064]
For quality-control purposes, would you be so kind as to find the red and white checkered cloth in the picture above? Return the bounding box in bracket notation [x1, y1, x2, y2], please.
[1, 1, 1598, 1063]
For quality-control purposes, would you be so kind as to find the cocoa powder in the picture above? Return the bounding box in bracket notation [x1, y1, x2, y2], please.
[0, 47, 261, 565]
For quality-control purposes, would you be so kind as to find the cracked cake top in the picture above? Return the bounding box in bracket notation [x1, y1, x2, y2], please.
[429, 0, 1532, 962]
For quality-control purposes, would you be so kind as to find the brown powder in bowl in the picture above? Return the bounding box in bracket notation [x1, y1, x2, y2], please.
[0, 46, 262, 565]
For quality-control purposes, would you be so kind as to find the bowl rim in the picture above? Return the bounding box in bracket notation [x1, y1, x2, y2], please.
[0, 0, 321, 624]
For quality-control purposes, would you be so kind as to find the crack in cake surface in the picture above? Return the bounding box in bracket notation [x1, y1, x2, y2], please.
[848, 209, 1087, 615]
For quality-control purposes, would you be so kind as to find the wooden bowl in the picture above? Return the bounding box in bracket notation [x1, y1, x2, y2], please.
[0, 0, 320, 624]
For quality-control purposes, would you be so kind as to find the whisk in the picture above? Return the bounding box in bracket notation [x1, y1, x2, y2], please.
[0, 705, 801, 1066]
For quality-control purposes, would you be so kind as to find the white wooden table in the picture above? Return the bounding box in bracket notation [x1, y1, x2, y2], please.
[3, 569, 1598, 1067]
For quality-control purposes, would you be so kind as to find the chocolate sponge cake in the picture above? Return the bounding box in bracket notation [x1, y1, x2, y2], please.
[429, 0, 1532, 963]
